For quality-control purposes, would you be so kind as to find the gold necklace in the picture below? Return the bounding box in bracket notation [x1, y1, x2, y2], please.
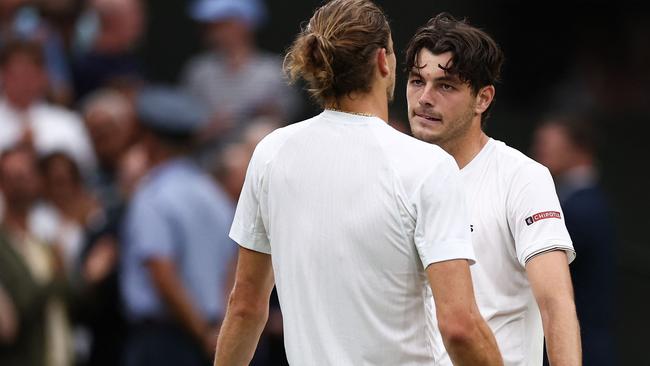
[325, 108, 375, 118]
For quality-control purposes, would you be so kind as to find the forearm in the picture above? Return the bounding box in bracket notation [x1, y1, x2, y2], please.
[527, 251, 582, 365]
[428, 260, 503, 366]
[541, 299, 582, 366]
[444, 316, 503, 366]
[214, 247, 275, 365]
[163, 284, 209, 340]
[147, 260, 209, 341]
[214, 298, 269, 366]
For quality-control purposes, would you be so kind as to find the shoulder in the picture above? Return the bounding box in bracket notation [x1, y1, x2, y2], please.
[182, 52, 219, 76]
[376, 124, 454, 165]
[33, 103, 83, 126]
[371, 125, 459, 192]
[489, 139, 551, 182]
[491, 139, 538, 168]
[252, 51, 284, 68]
[251, 117, 316, 164]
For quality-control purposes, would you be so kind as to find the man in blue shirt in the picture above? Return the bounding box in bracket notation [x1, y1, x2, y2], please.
[120, 86, 237, 366]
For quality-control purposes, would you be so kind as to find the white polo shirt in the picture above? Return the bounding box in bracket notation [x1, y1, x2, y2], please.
[230, 110, 475, 365]
[431, 138, 575, 366]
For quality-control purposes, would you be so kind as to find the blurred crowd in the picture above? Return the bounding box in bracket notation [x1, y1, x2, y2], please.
[0, 0, 620, 365]
[0, 0, 297, 365]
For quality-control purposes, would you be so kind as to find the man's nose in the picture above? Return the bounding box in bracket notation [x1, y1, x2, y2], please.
[418, 85, 435, 107]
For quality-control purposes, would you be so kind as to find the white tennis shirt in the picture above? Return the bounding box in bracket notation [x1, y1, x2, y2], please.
[230, 110, 475, 365]
[431, 138, 576, 366]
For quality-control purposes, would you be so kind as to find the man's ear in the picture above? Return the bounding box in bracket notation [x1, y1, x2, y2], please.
[475, 85, 495, 114]
[377, 48, 390, 77]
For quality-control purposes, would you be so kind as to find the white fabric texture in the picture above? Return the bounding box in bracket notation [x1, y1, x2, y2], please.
[431, 138, 575, 366]
[230, 110, 475, 365]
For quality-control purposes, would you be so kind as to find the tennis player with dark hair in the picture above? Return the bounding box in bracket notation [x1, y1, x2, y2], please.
[214, 1, 502, 365]
[405, 13, 581, 366]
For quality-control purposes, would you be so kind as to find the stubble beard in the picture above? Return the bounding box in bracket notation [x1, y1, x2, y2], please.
[413, 101, 476, 152]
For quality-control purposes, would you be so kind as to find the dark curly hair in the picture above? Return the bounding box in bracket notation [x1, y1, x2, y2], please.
[405, 13, 504, 124]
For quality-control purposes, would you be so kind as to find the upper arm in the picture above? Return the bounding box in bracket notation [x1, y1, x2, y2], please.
[526, 250, 575, 310]
[229, 247, 274, 311]
[229, 141, 271, 254]
[507, 163, 575, 267]
[412, 158, 476, 268]
[126, 198, 175, 260]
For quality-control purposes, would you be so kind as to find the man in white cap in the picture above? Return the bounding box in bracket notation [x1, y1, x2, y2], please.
[181, 0, 301, 147]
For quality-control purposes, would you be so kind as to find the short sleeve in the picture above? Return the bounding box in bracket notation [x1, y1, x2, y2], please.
[125, 198, 175, 261]
[229, 143, 272, 254]
[412, 158, 476, 268]
[507, 163, 575, 267]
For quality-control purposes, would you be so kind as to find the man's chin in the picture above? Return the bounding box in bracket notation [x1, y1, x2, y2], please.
[411, 125, 440, 144]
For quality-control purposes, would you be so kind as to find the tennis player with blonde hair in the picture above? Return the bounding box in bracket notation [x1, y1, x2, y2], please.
[214, 1, 502, 365]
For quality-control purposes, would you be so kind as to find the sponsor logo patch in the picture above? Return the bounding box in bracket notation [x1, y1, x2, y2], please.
[525, 211, 561, 226]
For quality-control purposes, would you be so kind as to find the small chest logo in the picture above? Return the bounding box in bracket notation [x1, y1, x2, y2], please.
[525, 211, 561, 226]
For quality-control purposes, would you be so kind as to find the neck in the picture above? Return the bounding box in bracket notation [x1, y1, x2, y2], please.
[223, 43, 253, 71]
[147, 146, 182, 171]
[444, 125, 489, 169]
[326, 90, 389, 123]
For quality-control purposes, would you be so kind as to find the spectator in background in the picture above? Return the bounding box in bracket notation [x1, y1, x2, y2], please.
[532, 114, 617, 366]
[213, 142, 250, 202]
[120, 86, 237, 366]
[181, 0, 301, 152]
[0, 0, 74, 106]
[212, 118, 289, 366]
[115, 143, 148, 200]
[0, 39, 96, 177]
[31, 152, 102, 274]
[29, 151, 107, 366]
[81, 88, 136, 208]
[0, 146, 72, 366]
[71, 0, 145, 103]
[210, 116, 279, 198]
[73, 88, 138, 366]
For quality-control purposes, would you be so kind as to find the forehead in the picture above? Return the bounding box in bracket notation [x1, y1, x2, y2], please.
[412, 49, 453, 78]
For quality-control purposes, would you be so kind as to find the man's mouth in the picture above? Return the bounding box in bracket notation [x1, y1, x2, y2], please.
[415, 112, 442, 123]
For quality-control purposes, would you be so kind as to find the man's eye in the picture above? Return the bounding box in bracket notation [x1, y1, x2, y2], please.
[440, 83, 454, 91]
[409, 78, 424, 86]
